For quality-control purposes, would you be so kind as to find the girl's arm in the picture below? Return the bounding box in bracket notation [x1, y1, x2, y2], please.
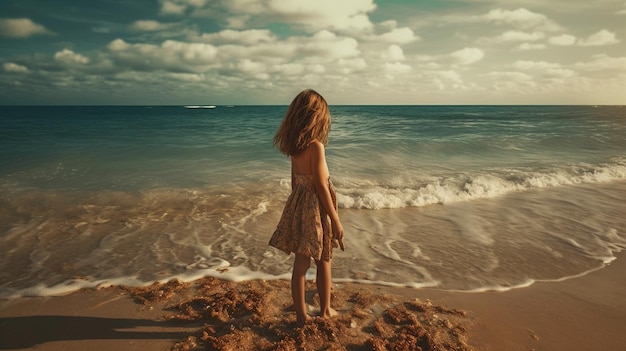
[310, 141, 344, 249]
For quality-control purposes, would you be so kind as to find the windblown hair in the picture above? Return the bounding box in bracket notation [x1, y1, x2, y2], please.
[273, 89, 330, 156]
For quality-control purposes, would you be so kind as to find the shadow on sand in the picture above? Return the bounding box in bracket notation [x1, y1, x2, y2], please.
[0, 315, 190, 349]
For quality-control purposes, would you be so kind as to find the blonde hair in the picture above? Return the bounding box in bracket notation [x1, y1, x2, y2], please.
[274, 89, 330, 156]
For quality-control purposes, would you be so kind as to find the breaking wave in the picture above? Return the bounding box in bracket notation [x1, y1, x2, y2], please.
[336, 159, 626, 209]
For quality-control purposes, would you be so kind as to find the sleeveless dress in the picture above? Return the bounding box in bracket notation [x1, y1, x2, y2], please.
[269, 174, 338, 261]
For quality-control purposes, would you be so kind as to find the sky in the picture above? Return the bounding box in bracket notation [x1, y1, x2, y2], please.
[0, 0, 625, 105]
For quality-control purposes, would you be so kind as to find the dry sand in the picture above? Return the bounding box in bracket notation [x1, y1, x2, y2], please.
[1, 252, 624, 351]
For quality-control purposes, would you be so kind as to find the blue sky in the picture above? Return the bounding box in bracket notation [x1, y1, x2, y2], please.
[1, 0, 625, 105]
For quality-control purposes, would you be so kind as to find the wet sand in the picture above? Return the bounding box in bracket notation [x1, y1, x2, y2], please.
[1, 252, 624, 350]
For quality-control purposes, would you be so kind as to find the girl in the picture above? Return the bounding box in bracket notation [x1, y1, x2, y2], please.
[269, 89, 345, 326]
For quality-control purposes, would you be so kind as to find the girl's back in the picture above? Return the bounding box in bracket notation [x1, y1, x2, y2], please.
[291, 140, 330, 179]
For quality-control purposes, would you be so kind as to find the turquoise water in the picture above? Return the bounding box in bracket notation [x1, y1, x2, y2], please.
[1, 105, 625, 297]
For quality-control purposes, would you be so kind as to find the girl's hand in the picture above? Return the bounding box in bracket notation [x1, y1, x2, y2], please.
[333, 220, 345, 251]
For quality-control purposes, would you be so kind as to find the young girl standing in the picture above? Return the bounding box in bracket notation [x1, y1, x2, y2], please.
[269, 89, 345, 326]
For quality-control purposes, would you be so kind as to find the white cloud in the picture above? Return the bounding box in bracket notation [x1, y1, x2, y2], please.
[548, 34, 576, 46]
[103, 29, 361, 79]
[163, 40, 218, 64]
[270, 63, 305, 76]
[159, 0, 206, 15]
[405, 47, 485, 68]
[216, 41, 292, 63]
[546, 68, 575, 78]
[577, 29, 619, 46]
[164, 72, 206, 81]
[107, 38, 218, 72]
[198, 29, 276, 45]
[479, 30, 545, 46]
[493, 30, 545, 43]
[0, 18, 53, 38]
[224, 0, 269, 15]
[429, 70, 464, 90]
[161, 1, 186, 15]
[186, 0, 377, 34]
[574, 54, 626, 72]
[226, 59, 266, 76]
[450, 47, 485, 65]
[131, 20, 174, 32]
[512, 60, 574, 78]
[309, 64, 325, 74]
[255, 0, 377, 33]
[92, 27, 111, 34]
[299, 30, 360, 60]
[383, 62, 412, 74]
[383, 45, 405, 61]
[516, 43, 546, 50]
[187, 0, 207, 7]
[108, 38, 131, 51]
[3, 62, 29, 73]
[377, 20, 398, 31]
[486, 71, 537, 94]
[223, 15, 249, 29]
[487, 71, 533, 82]
[372, 27, 420, 44]
[513, 60, 560, 70]
[415, 54, 437, 63]
[480, 8, 562, 32]
[54, 49, 90, 64]
[338, 57, 368, 74]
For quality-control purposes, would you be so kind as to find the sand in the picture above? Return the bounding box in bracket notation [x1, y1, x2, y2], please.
[1, 252, 625, 351]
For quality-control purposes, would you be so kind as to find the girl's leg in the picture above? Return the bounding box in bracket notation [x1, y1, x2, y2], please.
[292, 254, 311, 326]
[315, 259, 334, 318]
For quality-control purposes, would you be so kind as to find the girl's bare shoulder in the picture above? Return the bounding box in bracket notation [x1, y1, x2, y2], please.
[307, 140, 325, 154]
[295, 140, 324, 158]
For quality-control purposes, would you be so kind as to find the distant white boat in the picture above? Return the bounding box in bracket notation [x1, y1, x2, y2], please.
[184, 105, 216, 109]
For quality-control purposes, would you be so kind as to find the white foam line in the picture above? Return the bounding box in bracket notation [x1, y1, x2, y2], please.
[333, 278, 441, 289]
[446, 259, 615, 293]
[2, 255, 619, 299]
[0, 266, 291, 299]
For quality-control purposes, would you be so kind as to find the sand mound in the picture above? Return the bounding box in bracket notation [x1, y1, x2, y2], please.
[125, 278, 474, 351]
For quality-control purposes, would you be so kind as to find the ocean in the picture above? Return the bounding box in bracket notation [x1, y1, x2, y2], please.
[1, 105, 625, 298]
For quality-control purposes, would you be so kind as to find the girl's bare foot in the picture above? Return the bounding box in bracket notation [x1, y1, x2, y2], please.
[296, 314, 310, 327]
[323, 307, 338, 318]
[315, 307, 338, 319]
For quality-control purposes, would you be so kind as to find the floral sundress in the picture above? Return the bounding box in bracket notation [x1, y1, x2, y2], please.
[269, 173, 338, 261]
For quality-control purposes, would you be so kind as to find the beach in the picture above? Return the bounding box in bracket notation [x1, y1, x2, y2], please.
[1, 251, 625, 350]
[1, 105, 625, 349]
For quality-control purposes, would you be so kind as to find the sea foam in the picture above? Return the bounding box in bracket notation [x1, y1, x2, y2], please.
[336, 159, 626, 209]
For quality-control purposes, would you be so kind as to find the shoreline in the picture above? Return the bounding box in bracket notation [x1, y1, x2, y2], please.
[1, 252, 625, 351]
[357, 250, 626, 350]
